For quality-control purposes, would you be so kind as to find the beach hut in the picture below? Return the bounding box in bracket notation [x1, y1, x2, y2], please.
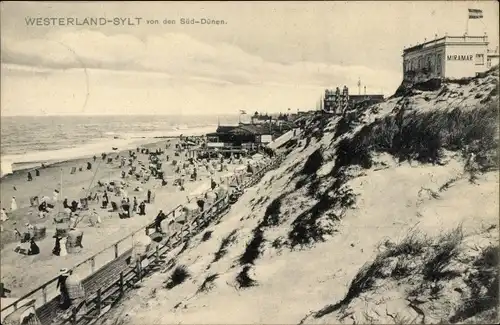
[216, 185, 229, 201]
[0, 298, 41, 325]
[66, 272, 85, 302]
[54, 210, 71, 224]
[66, 228, 84, 254]
[33, 225, 46, 241]
[29, 196, 39, 207]
[181, 203, 200, 223]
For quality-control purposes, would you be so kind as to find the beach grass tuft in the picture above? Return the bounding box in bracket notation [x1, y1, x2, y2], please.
[164, 265, 190, 290]
[236, 265, 257, 289]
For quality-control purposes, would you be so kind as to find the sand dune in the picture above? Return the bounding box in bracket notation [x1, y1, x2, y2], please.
[99, 68, 499, 325]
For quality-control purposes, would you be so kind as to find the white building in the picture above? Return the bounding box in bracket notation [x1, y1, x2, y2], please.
[402, 34, 499, 83]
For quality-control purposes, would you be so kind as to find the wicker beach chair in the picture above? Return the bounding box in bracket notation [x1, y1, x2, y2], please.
[33, 226, 46, 241]
[66, 229, 83, 254]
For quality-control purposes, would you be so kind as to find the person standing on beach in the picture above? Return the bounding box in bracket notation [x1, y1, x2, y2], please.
[147, 189, 152, 204]
[154, 210, 167, 233]
[10, 197, 17, 212]
[63, 197, 69, 209]
[57, 269, 71, 309]
[1, 208, 8, 221]
[27, 171, 33, 181]
[138, 201, 146, 216]
[53, 236, 62, 256]
[133, 197, 138, 213]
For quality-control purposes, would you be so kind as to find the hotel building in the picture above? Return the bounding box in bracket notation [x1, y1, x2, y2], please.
[402, 34, 499, 84]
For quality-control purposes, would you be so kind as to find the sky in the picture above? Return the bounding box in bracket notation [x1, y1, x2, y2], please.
[1, 1, 498, 116]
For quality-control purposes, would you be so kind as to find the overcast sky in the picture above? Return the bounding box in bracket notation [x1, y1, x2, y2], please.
[1, 1, 498, 116]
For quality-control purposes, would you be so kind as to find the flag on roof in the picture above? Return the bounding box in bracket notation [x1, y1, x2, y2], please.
[468, 8, 483, 19]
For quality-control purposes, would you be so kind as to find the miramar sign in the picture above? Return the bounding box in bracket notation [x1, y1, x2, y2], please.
[447, 54, 473, 61]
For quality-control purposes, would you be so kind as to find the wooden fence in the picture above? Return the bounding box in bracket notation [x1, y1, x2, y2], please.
[1, 153, 287, 325]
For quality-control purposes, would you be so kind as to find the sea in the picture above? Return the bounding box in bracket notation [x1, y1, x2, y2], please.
[0, 114, 240, 177]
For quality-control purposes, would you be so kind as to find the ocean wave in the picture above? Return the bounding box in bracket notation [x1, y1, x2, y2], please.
[0, 125, 216, 177]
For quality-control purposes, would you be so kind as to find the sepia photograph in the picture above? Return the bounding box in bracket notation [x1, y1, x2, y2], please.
[0, 1, 499, 324]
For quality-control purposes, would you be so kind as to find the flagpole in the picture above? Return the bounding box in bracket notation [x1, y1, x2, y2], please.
[466, 9, 469, 34]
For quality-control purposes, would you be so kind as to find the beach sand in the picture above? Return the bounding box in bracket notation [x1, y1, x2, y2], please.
[0, 138, 246, 298]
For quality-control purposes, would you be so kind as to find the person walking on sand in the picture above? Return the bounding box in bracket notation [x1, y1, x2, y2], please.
[10, 197, 17, 212]
[132, 197, 138, 213]
[1, 208, 8, 221]
[63, 197, 69, 209]
[53, 236, 62, 256]
[59, 237, 68, 257]
[57, 268, 71, 309]
[138, 201, 146, 216]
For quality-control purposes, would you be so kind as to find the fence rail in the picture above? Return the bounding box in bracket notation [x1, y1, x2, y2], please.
[1, 150, 288, 325]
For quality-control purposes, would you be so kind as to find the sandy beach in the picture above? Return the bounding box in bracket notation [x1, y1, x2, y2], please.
[0, 137, 247, 298]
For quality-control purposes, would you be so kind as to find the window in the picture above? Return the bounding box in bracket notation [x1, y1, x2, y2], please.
[475, 54, 484, 65]
[436, 54, 442, 76]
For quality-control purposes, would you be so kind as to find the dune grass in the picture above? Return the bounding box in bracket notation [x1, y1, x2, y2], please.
[212, 229, 238, 263]
[236, 265, 257, 289]
[312, 227, 466, 319]
[449, 245, 499, 323]
[201, 230, 213, 242]
[197, 273, 219, 294]
[164, 265, 190, 290]
[239, 228, 265, 265]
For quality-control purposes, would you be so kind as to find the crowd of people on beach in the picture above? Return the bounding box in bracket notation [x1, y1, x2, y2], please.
[0, 134, 277, 319]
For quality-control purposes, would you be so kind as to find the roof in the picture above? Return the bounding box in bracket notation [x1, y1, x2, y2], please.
[231, 124, 270, 135]
[404, 35, 489, 55]
[216, 125, 238, 133]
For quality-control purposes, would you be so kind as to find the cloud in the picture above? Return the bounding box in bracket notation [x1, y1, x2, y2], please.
[1, 30, 401, 92]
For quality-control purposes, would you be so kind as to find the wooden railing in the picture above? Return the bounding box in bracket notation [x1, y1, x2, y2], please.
[1, 151, 288, 324]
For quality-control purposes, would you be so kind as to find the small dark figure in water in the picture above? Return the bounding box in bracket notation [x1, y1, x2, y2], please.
[27, 172, 33, 182]
[93, 155, 97, 162]
[138, 201, 146, 215]
[87, 162, 92, 170]
[35, 169, 40, 176]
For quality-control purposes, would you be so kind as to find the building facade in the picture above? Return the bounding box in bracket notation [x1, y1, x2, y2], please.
[403, 34, 498, 84]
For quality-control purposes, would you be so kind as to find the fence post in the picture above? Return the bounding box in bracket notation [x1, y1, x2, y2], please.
[90, 257, 96, 273]
[114, 243, 119, 258]
[42, 285, 47, 304]
[96, 288, 102, 315]
[119, 272, 124, 296]
[71, 307, 77, 325]
[136, 260, 142, 282]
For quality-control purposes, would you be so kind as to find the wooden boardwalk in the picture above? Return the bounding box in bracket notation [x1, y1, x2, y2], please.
[3, 153, 286, 325]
